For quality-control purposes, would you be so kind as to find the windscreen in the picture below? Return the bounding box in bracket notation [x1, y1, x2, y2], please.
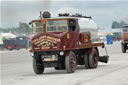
[32, 21, 43, 33]
[46, 20, 68, 32]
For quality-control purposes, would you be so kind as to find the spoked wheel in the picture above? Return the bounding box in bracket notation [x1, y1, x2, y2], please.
[15, 45, 20, 50]
[88, 48, 99, 69]
[33, 58, 44, 74]
[6, 45, 13, 51]
[65, 51, 77, 73]
[121, 43, 126, 53]
[84, 54, 90, 69]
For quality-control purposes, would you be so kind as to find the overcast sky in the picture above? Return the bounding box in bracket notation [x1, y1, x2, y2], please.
[0, 0, 128, 28]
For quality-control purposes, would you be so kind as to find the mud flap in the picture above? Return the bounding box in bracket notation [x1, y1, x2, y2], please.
[98, 56, 109, 63]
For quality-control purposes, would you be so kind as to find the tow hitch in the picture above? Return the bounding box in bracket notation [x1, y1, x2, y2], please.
[99, 56, 109, 63]
[98, 46, 109, 63]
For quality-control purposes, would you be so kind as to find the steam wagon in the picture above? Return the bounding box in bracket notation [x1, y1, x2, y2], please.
[29, 12, 109, 74]
[121, 25, 128, 53]
[4, 36, 28, 50]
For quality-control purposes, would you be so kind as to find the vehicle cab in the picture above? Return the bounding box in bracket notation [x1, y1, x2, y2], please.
[30, 12, 81, 52]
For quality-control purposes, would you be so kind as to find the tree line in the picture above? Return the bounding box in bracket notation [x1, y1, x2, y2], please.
[0, 20, 127, 34]
[0, 22, 32, 36]
[112, 21, 127, 28]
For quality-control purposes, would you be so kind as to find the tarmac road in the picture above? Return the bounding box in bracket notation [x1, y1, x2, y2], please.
[0, 41, 128, 85]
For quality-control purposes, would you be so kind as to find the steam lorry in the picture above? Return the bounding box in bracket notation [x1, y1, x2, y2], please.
[29, 11, 109, 74]
[121, 25, 128, 53]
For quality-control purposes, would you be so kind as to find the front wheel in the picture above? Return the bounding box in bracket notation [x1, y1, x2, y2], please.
[65, 51, 77, 73]
[33, 58, 44, 74]
[84, 54, 90, 69]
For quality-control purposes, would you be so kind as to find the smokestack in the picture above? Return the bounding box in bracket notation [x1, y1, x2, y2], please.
[39, 11, 42, 19]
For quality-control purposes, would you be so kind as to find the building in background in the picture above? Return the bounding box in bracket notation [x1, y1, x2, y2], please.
[98, 28, 122, 41]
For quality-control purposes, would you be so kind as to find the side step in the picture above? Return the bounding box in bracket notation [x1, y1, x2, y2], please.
[99, 56, 109, 63]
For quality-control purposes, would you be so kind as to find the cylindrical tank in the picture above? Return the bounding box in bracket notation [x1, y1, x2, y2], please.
[78, 18, 98, 42]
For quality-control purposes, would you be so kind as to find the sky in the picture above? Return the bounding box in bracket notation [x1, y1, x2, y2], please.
[0, 0, 128, 29]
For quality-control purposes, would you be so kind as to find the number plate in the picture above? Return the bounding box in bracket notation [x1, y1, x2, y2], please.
[42, 55, 58, 61]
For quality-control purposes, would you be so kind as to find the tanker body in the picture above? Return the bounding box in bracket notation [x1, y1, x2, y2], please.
[29, 12, 109, 74]
[79, 18, 98, 42]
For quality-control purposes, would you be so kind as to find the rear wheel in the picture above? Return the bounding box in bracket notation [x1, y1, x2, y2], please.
[6, 45, 13, 51]
[84, 54, 90, 69]
[65, 51, 77, 73]
[54, 55, 65, 70]
[121, 43, 126, 53]
[54, 67, 60, 70]
[33, 57, 44, 74]
[15, 45, 20, 50]
[88, 48, 98, 69]
[54, 64, 65, 70]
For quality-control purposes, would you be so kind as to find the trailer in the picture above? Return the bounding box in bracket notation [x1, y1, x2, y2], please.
[4, 36, 29, 50]
[121, 25, 128, 53]
[29, 11, 109, 74]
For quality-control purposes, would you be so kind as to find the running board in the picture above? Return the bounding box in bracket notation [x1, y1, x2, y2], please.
[99, 56, 109, 63]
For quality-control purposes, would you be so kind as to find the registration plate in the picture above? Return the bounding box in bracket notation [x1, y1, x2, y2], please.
[42, 55, 58, 62]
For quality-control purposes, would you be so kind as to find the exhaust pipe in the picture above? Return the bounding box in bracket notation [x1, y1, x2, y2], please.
[98, 56, 109, 63]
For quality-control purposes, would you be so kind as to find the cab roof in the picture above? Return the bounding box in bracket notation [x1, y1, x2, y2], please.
[32, 16, 92, 22]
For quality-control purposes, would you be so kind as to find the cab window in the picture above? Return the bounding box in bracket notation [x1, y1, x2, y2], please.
[69, 19, 76, 32]
[46, 20, 68, 32]
[32, 21, 43, 33]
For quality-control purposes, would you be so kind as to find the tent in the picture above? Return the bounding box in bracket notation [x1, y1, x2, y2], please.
[1, 33, 16, 39]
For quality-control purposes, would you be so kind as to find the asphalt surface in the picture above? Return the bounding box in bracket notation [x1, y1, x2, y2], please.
[0, 41, 128, 85]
